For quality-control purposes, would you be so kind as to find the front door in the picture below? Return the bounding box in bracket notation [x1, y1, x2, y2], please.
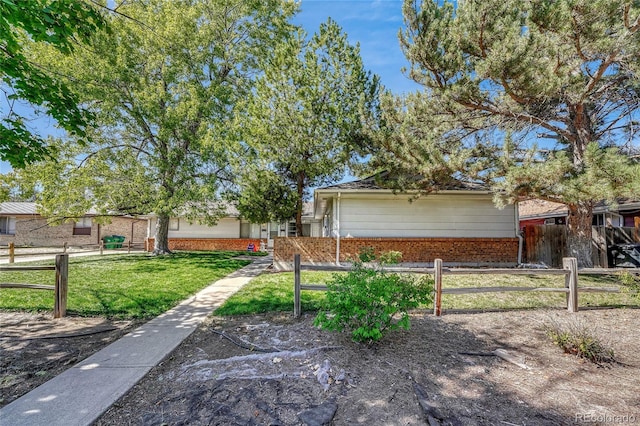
[267, 222, 280, 249]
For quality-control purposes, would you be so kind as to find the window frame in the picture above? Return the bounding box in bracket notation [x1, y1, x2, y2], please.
[0, 216, 16, 235]
[73, 217, 93, 236]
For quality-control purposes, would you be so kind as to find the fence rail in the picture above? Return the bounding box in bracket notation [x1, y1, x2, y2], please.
[0, 253, 69, 318]
[0, 241, 146, 263]
[292, 254, 626, 318]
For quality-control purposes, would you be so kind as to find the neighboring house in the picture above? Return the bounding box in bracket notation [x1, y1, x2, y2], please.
[0, 202, 147, 247]
[518, 199, 568, 227]
[519, 198, 640, 268]
[274, 176, 520, 268]
[145, 203, 322, 251]
[518, 199, 640, 229]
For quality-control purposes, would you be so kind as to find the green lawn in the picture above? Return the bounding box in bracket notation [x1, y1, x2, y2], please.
[0, 251, 250, 319]
[216, 270, 639, 316]
[215, 271, 334, 315]
[440, 272, 639, 311]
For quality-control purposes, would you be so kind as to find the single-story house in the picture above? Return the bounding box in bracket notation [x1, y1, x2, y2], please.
[519, 199, 640, 229]
[274, 176, 520, 268]
[0, 202, 147, 247]
[144, 203, 321, 252]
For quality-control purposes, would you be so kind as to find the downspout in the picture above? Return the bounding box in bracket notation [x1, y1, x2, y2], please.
[515, 203, 523, 265]
[335, 192, 341, 266]
[517, 233, 523, 265]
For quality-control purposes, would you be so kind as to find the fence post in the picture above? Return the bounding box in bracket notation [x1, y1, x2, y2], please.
[563, 257, 578, 313]
[9, 242, 14, 264]
[100, 241, 104, 255]
[294, 254, 301, 318]
[54, 254, 69, 318]
[128, 240, 132, 254]
[433, 258, 443, 317]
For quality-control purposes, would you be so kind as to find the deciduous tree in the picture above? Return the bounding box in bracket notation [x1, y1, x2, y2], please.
[0, 0, 105, 167]
[19, 0, 296, 253]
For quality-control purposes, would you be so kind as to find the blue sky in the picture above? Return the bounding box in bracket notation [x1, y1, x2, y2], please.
[293, 0, 421, 95]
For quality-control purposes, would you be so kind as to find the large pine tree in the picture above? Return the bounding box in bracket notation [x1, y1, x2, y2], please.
[368, 0, 640, 267]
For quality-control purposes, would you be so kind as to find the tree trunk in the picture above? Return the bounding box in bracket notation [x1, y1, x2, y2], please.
[153, 213, 172, 255]
[566, 202, 593, 268]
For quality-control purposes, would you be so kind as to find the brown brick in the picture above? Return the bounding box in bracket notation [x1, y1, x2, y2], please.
[146, 238, 262, 252]
[274, 237, 518, 266]
[0, 216, 146, 248]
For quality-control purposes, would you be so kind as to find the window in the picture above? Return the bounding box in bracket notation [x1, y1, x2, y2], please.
[73, 217, 92, 235]
[0, 216, 16, 235]
[287, 221, 297, 237]
[169, 218, 179, 231]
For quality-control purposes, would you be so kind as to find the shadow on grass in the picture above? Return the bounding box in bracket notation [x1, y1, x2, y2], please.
[75, 287, 177, 319]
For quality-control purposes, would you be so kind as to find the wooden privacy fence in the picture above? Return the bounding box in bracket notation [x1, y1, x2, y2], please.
[0, 253, 69, 318]
[293, 254, 623, 318]
[523, 225, 640, 268]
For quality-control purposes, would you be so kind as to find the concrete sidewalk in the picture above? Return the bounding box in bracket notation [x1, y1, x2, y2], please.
[0, 256, 272, 426]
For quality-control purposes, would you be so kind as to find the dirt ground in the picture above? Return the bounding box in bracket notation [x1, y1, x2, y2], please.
[0, 312, 143, 407]
[2, 308, 638, 425]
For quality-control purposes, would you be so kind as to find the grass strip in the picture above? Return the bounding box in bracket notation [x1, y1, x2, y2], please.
[216, 270, 639, 316]
[0, 251, 250, 319]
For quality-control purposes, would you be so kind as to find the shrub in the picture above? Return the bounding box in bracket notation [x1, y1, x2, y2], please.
[357, 246, 376, 263]
[314, 261, 433, 344]
[544, 318, 615, 365]
[378, 250, 402, 265]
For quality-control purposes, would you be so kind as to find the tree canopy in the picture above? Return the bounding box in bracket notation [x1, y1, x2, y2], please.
[0, 0, 105, 168]
[366, 0, 640, 266]
[235, 19, 380, 235]
[13, 0, 297, 253]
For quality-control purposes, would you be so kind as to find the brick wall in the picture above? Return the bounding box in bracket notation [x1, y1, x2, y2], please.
[0, 216, 147, 247]
[146, 238, 261, 252]
[274, 237, 519, 269]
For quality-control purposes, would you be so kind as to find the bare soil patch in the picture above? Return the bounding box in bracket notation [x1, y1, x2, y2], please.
[2, 309, 638, 425]
[0, 312, 143, 407]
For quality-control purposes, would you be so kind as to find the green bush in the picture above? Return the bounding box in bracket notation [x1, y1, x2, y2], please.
[314, 262, 433, 344]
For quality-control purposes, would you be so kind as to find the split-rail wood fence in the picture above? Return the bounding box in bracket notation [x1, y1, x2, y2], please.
[1, 241, 145, 263]
[0, 253, 69, 318]
[292, 254, 625, 318]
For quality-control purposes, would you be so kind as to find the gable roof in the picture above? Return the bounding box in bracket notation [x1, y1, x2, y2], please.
[0, 202, 38, 215]
[318, 173, 489, 192]
[518, 200, 568, 220]
[518, 198, 640, 220]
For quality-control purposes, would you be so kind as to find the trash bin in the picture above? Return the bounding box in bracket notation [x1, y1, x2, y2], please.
[609, 243, 640, 268]
[112, 235, 125, 249]
[102, 236, 117, 249]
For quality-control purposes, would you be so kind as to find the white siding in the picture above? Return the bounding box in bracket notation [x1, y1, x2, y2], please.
[337, 194, 516, 238]
[149, 217, 241, 238]
[250, 223, 262, 239]
[309, 221, 322, 237]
